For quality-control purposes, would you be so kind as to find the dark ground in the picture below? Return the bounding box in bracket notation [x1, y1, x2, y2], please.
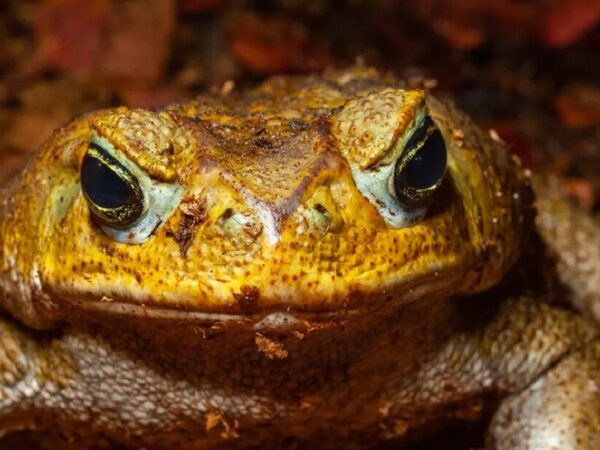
[0, 0, 599, 449]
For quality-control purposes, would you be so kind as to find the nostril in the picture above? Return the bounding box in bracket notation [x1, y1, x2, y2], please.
[314, 203, 329, 217]
[312, 203, 332, 235]
[219, 208, 234, 221]
[217, 208, 240, 232]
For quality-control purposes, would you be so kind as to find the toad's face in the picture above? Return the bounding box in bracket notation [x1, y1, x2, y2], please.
[0, 69, 529, 330]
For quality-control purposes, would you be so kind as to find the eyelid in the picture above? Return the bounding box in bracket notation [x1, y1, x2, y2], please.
[332, 89, 426, 169]
[90, 111, 178, 182]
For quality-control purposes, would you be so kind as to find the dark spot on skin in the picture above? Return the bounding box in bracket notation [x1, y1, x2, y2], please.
[314, 118, 330, 137]
[314, 203, 328, 216]
[233, 285, 260, 313]
[252, 128, 274, 149]
[288, 119, 308, 131]
[166, 196, 206, 257]
[254, 137, 274, 149]
[220, 208, 234, 220]
[162, 142, 175, 156]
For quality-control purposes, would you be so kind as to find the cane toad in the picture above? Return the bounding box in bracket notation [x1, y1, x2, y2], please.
[0, 67, 599, 449]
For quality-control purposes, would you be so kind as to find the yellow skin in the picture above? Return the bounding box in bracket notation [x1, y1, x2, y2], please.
[0, 69, 522, 325]
[0, 67, 599, 449]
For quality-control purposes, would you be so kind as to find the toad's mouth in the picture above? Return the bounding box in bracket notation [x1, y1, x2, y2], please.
[44, 269, 464, 332]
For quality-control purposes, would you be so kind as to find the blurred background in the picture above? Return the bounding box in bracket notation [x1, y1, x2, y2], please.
[0, 0, 598, 448]
[0, 0, 599, 214]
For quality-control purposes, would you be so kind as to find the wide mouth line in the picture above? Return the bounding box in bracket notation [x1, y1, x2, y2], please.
[61, 296, 373, 331]
[52, 270, 462, 331]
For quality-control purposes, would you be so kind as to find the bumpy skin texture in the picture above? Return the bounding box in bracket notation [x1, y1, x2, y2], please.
[533, 176, 600, 323]
[0, 67, 599, 449]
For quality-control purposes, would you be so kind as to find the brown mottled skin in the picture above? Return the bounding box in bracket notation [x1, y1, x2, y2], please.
[0, 67, 599, 449]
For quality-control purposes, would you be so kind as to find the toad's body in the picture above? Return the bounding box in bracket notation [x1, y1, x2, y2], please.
[0, 68, 599, 449]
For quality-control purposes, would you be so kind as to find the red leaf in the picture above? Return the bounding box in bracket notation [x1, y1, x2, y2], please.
[101, 0, 176, 85]
[227, 13, 329, 74]
[35, 0, 110, 73]
[35, 0, 176, 86]
[180, 0, 224, 13]
[541, 0, 600, 47]
[555, 83, 600, 128]
[484, 121, 534, 168]
[119, 85, 185, 109]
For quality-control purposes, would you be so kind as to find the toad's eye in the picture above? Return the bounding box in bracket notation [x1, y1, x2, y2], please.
[81, 142, 144, 228]
[392, 115, 447, 208]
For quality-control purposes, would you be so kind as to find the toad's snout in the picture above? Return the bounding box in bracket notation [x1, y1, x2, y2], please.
[185, 123, 357, 245]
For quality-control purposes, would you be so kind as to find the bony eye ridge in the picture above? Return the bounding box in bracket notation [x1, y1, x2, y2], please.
[81, 142, 145, 229]
[393, 115, 447, 208]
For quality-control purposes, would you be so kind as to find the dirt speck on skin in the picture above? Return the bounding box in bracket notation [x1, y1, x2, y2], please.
[233, 285, 260, 313]
[205, 410, 240, 438]
[255, 332, 288, 359]
[166, 195, 206, 256]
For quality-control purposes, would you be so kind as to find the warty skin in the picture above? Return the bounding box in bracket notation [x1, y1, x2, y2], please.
[0, 67, 599, 449]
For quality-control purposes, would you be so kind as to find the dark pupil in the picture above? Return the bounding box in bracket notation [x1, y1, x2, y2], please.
[404, 126, 447, 190]
[81, 147, 136, 209]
